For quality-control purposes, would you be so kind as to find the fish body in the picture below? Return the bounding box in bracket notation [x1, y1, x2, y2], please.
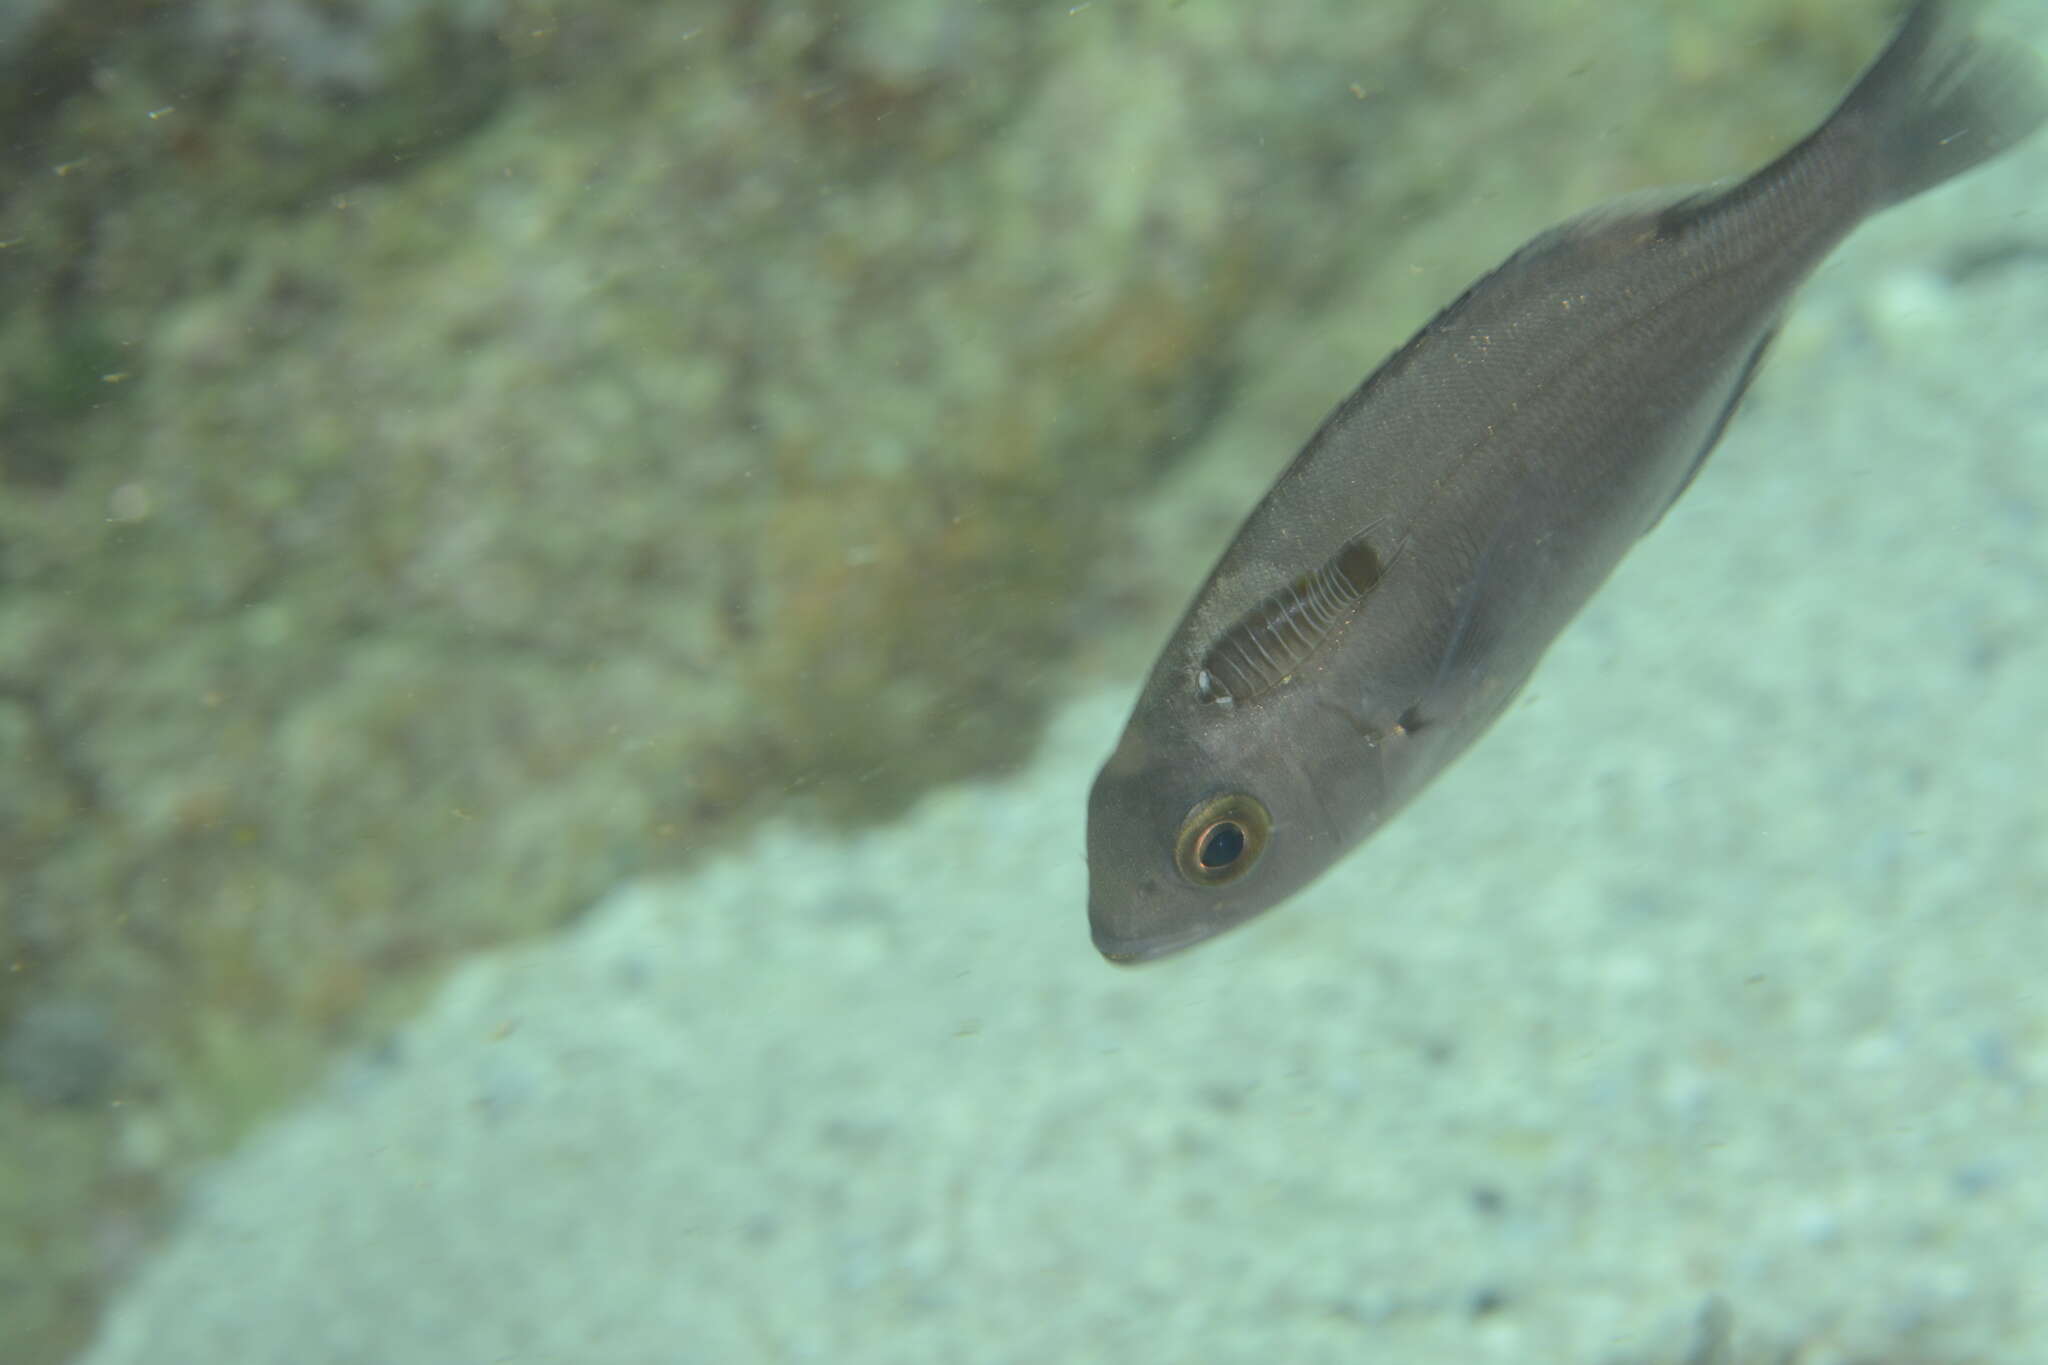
[1086, 0, 2047, 962]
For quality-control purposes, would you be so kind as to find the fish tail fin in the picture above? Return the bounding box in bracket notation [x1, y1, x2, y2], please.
[1824, 0, 2048, 210]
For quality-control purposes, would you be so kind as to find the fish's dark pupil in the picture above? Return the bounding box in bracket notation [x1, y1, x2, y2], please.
[1198, 821, 1246, 869]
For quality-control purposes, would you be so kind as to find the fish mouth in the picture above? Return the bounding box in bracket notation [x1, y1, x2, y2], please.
[1088, 913, 1215, 965]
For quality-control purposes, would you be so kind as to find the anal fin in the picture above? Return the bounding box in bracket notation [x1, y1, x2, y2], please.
[1645, 320, 1780, 536]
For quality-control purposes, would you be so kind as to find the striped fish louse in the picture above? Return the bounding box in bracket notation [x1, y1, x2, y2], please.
[1197, 535, 1384, 705]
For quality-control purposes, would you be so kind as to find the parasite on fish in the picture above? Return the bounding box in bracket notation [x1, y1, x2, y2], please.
[1197, 532, 1387, 707]
[1085, 0, 2048, 963]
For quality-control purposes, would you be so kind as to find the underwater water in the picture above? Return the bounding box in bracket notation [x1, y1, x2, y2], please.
[2, 2, 2043, 1362]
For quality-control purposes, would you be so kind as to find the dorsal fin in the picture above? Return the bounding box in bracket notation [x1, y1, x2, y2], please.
[1198, 534, 1385, 705]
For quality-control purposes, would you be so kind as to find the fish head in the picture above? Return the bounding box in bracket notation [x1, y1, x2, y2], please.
[1085, 683, 1404, 963]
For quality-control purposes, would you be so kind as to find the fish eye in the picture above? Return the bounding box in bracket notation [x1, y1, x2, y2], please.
[1173, 792, 1272, 887]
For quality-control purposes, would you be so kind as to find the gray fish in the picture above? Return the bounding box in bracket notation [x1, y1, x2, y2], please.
[1086, 0, 2047, 963]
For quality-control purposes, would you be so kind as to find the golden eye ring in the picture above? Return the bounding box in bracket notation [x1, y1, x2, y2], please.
[1173, 792, 1272, 886]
